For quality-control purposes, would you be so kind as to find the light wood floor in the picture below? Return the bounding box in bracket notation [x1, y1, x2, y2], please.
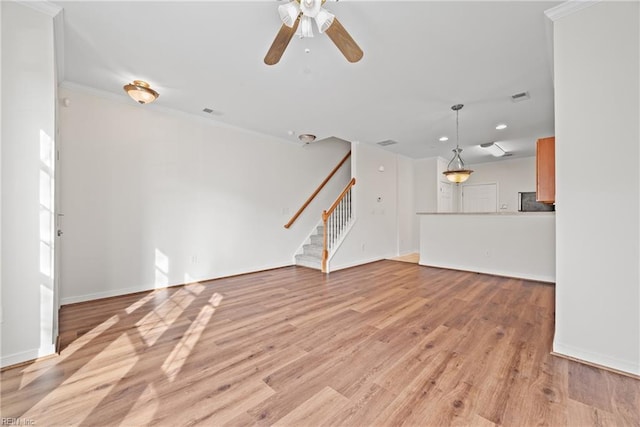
[388, 253, 420, 263]
[2, 261, 638, 426]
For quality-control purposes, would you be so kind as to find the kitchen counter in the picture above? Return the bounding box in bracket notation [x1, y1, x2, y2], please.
[417, 211, 555, 215]
[418, 212, 555, 282]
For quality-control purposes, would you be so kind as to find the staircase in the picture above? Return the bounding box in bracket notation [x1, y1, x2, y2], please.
[294, 177, 356, 272]
[294, 225, 324, 270]
[284, 151, 355, 273]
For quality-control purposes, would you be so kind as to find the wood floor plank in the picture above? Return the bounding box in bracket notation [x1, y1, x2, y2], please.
[272, 386, 350, 427]
[2, 260, 638, 426]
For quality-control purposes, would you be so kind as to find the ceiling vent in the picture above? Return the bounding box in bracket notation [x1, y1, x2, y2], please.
[511, 91, 530, 102]
[202, 107, 223, 115]
[377, 140, 398, 146]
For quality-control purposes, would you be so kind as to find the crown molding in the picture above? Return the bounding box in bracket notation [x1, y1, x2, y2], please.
[53, 10, 65, 83]
[14, 0, 62, 17]
[58, 81, 300, 146]
[544, 0, 602, 22]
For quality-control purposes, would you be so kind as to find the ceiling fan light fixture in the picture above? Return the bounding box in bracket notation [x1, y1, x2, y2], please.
[278, 1, 300, 27]
[443, 104, 473, 183]
[300, 0, 322, 18]
[315, 8, 335, 33]
[265, 0, 363, 65]
[299, 15, 314, 38]
[123, 80, 159, 104]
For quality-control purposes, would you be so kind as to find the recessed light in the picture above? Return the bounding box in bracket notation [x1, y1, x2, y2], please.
[439, 136, 449, 142]
[496, 124, 507, 130]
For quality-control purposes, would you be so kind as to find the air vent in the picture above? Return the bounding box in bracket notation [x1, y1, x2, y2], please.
[511, 91, 530, 102]
[202, 107, 223, 115]
[377, 140, 398, 146]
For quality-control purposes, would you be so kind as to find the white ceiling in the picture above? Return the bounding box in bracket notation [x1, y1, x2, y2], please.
[55, 0, 560, 163]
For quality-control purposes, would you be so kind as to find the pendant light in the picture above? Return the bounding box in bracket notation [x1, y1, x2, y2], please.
[443, 104, 473, 183]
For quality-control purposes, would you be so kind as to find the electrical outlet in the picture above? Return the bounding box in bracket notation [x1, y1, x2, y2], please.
[191, 255, 198, 264]
[500, 204, 508, 210]
[361, 243, 365, 252]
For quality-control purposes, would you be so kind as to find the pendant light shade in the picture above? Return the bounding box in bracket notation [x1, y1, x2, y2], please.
[443, 104, 473, 183]
[124, 80, 159, 104]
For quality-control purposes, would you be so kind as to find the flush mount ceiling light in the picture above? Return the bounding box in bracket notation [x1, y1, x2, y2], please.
[298, 133, 316, 144]
[442, 104, 474, 184]
[480, 142, 507, 157]
[439, 136, 449, 142]
[495, 123, 508, 130]
[123, 80, 159, 104]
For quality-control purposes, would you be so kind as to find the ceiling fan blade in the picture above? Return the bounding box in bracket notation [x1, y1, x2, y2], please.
[324, 17, 363, 63]
[264, 15, 301, 65]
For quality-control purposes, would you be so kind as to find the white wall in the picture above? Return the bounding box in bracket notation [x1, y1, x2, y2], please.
[420, 213, 555, 282]
[552, 1, 639, 375]
[330, 142, 400, 270]
[1, 2, 58, 366]
[415, 155, 536, 213]
[58, 87, 350, 304]
[414, 157, 439, 213]
[397, 154, 418, 255]
[465, 156, 536, 212]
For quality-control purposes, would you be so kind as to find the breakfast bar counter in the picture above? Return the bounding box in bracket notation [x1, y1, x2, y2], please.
[418, 212, 555, 282]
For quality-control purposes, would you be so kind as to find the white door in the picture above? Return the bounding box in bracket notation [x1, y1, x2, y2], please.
[462, 183, 497, 213]
[438, 181, 453, 212]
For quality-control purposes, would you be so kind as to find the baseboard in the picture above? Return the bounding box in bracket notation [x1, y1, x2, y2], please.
[417, 261, 555, 284]
[60, 262, 294, 305]
[552, 342, 640, 377]
[60, 284, 159, 305]
[328, 256, 388, 273]
[1, 344, 56, 370]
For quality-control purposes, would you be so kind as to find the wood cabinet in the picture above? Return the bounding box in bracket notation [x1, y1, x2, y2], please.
[536, 136, 555, 204]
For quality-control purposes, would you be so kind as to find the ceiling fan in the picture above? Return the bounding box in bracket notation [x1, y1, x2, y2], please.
[264, 0, 364, 65]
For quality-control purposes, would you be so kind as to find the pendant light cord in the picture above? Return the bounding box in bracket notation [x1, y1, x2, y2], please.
[456, 108, 460, 150]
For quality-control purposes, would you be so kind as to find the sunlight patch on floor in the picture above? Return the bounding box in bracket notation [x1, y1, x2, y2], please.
[19, 314, 121, 390]
[161, 293, 223, 382]
[24, 333, 139, 424]
[135, 286, 202, 347]
[120, 383, 159, 426]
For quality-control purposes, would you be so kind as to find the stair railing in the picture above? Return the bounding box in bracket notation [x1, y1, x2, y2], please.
[321, 177, 356, 272]
[284, 151, 351, 229]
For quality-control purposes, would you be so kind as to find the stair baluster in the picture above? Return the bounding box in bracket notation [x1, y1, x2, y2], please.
[321, 177, 356, 272]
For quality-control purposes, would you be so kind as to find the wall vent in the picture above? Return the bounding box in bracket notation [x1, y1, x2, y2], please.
[511, 91, 530, 102]
[377, 140, 398, 146]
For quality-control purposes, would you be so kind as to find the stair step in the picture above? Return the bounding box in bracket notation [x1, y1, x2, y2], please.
[303, 243, 323, 257]
[310, 234, 323, 245]
[316, 225, 324, 235]
[295, 254, 322, 270]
